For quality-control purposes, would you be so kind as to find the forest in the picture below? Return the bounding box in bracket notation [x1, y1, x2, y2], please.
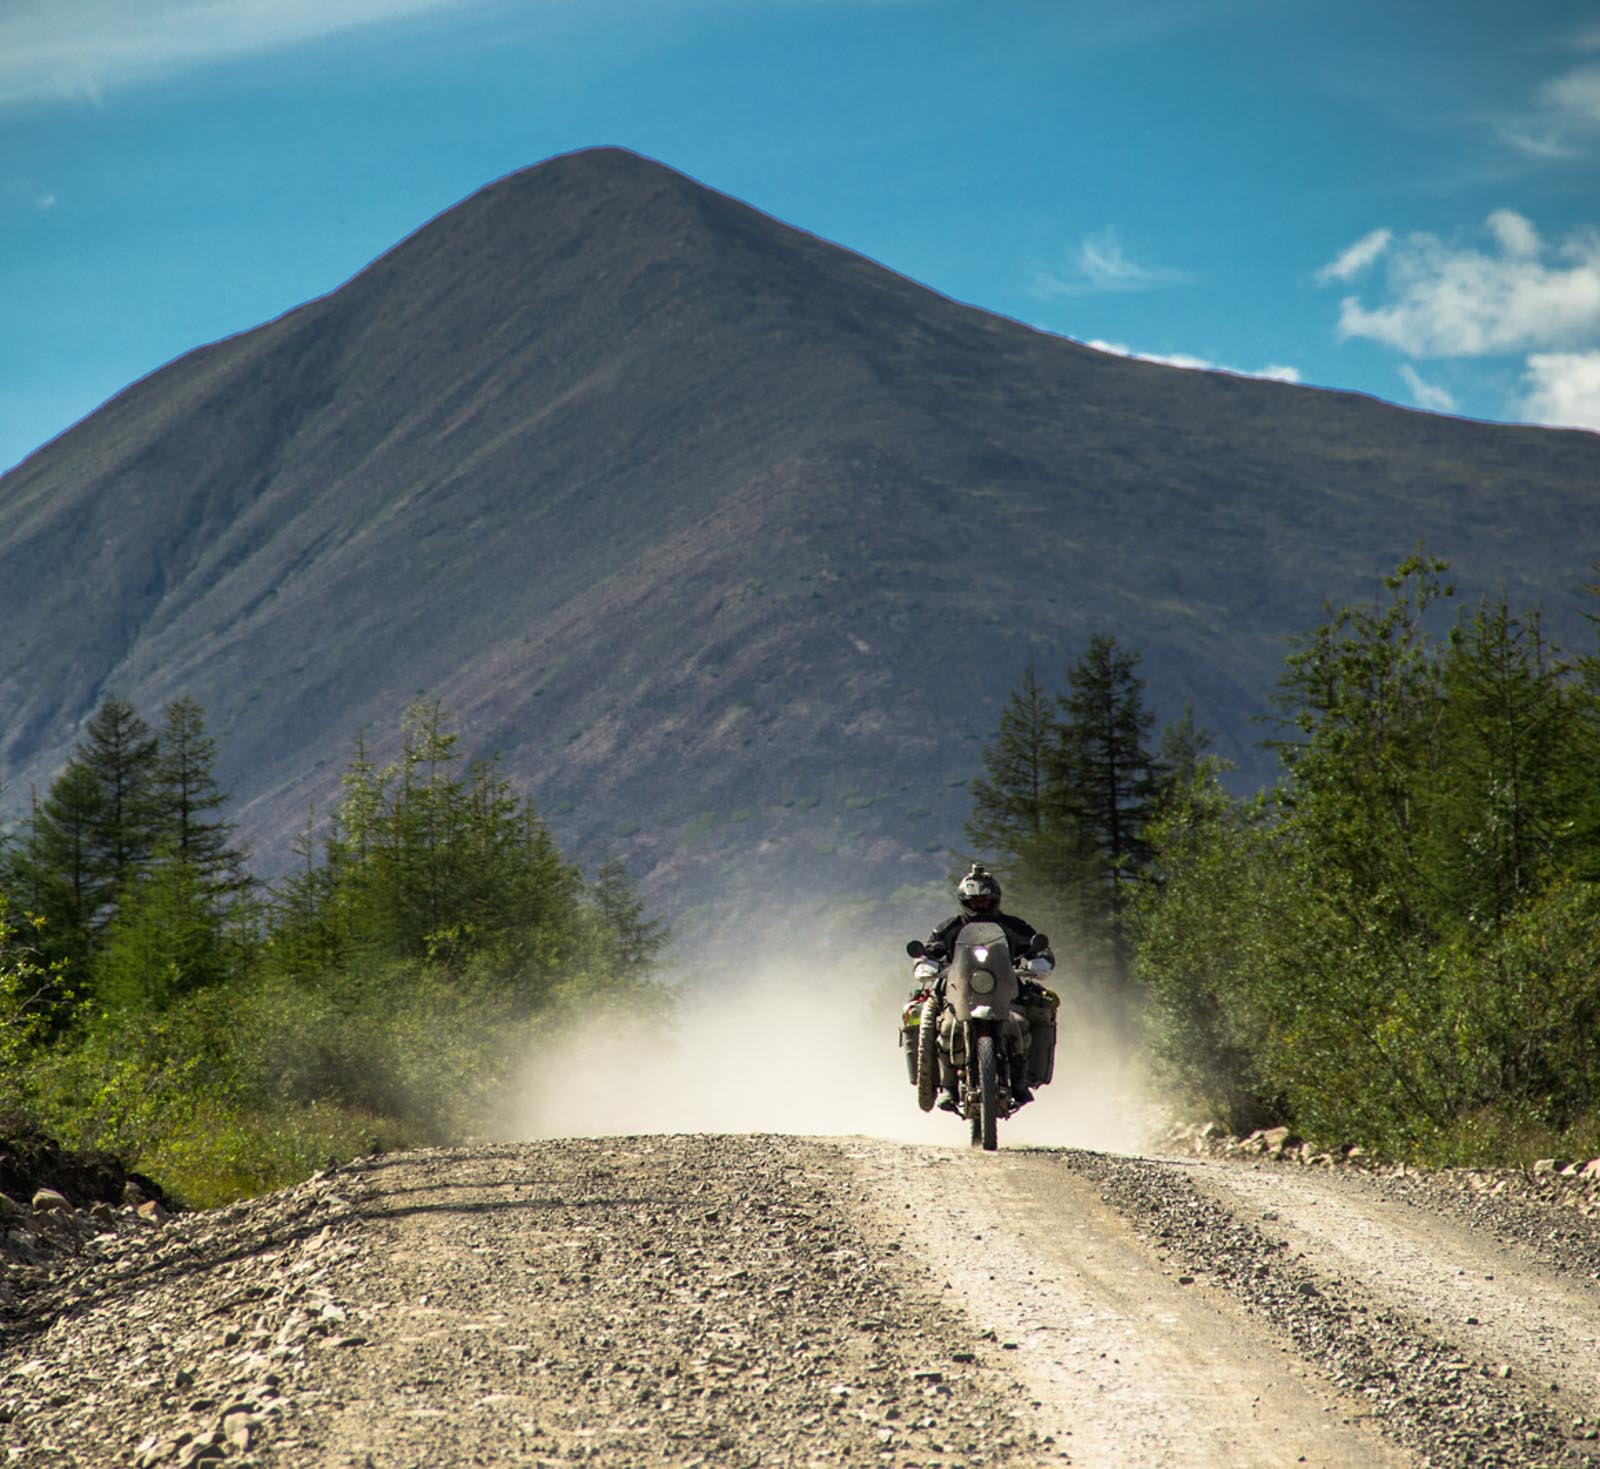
[965, 554, 1600, 1164]
[0, 698, 668, 1206]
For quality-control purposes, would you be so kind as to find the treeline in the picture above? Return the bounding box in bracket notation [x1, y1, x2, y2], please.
[0, 697, 667, 1204]
[969, 555, 1600, 1165]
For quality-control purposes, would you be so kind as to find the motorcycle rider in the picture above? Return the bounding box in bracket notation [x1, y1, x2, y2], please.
[911, 863, 1054, 1112]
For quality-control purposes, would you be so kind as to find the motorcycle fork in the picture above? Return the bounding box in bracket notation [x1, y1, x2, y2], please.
[958, 1020, 1010, 1117]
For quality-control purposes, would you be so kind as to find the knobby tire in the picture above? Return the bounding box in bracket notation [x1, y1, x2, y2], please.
[977, 1032, 998, 1151]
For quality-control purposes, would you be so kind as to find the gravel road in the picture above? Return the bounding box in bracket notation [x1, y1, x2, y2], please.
[6, 1135, 1600, 1467]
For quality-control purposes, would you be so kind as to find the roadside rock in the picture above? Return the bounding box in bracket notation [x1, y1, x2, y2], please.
[0, 1132, 169, 1214]
[1157, 1119, 1600, 1230]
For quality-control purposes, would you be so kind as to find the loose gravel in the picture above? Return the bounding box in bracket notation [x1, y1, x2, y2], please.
[1378, 1169, 1600, 1284]
[11, 1133, 1600, 1467]
[3, 1136, 1050, 1468]
[1073, 1150, 1593, 1468]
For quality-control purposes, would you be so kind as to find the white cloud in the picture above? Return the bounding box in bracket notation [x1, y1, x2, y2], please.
[1330, 211, 1600, 357]
[1486, 208, 1540, 259]
[37, 194, 56, 210]
[0, 0, 484, 106]
[1322, 209, 1600, 430]
[1315, 227, 1392, 285]
[1397, 364, 1456, 414]
[1519, 351, 1600, 432]
[1086, 338, 1300, 384]
[1032, 228, 1192, 298]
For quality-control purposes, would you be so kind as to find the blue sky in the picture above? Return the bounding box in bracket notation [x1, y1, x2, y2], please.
[4, 0, 1599, 474]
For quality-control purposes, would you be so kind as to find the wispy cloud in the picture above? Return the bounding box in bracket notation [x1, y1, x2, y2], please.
[0, 0, 485, 107]
[1031, 228, 1193, 298]
[3, 179, 59, 212]
[1314, 227, 1392, 285]
[1086, 338, 1300, 384]
[1540, 64, 1600, 126]
[1397, 364, 1456, 414]
[1326, 210, 1600, 357]
[1498, 38, 1600, 160]
[1520, 351, 1600, 432]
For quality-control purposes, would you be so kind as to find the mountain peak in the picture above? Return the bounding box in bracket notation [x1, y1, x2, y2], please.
[1, 155, 1595, 912]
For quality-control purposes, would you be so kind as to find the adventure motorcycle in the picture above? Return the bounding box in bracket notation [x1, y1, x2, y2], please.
[902, 924, 1053, 1151]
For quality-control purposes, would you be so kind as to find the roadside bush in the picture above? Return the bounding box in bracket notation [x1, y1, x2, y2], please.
[1136, 557, 1600, 1166]
[3, 696, 672, 1205]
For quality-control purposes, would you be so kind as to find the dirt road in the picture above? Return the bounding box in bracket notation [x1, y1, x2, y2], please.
[6, 1137, 1600, 1467]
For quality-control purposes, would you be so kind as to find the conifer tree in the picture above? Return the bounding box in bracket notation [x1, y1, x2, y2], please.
[1052, 633, 1162, 979]
[24, 760, 110, 969]
[1156, 699, 1215, 798]
[93, 850, 233, 1011]
[590, 855, 669, 980]
[80, 696, 161, 897]
[1433, 597, 1584, 931]
[1566, 563, 1600, 874]
[1267, 554, 1453, 949]
[153, 696, 248, 901]
[960, 662, 1062, 876]
[277, 700, 585, 974]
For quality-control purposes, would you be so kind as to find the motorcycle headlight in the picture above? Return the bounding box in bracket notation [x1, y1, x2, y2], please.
[970, 968, 996, 995]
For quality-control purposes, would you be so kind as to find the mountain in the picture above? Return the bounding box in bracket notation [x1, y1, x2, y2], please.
[2, 146, 1596, 920]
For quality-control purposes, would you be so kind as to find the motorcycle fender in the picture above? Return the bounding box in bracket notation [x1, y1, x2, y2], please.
[969, 1004, 999, 1021]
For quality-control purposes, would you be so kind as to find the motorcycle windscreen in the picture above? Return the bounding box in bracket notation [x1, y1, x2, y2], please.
[948, 921, 1018, 1020]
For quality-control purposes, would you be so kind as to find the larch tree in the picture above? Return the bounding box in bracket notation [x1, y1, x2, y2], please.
[79, 696, 162, 909]
[153, 695, 249, 903]
[1052, 633, 1163, 981]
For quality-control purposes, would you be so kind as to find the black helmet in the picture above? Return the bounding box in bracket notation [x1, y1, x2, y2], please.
[956, 863, 1001, 920]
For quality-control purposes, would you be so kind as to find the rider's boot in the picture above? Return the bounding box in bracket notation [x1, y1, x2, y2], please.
[1009, 1053, 1034, 1107]
[938, 1055, 960, 1112]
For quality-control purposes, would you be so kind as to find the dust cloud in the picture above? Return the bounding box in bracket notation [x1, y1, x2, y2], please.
[509, 929, 1157, 1155]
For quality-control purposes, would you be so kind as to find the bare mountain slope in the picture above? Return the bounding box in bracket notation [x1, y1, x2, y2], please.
[2, 146, 1595, 910]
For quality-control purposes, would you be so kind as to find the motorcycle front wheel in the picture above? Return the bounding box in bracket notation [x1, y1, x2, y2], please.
[976, 1032, 999, 1151]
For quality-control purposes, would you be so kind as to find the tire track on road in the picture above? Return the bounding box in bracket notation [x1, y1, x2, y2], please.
[846, 1141, 1407, 1469]
[1193, 1159, 1600, 1417]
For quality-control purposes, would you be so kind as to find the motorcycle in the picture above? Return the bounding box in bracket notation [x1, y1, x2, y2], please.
[903, 925, 1052, 1151]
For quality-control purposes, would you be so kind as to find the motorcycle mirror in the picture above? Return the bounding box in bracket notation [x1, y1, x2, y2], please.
[906, 939, 926, 959]
[1028, 932, 1050, 956]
